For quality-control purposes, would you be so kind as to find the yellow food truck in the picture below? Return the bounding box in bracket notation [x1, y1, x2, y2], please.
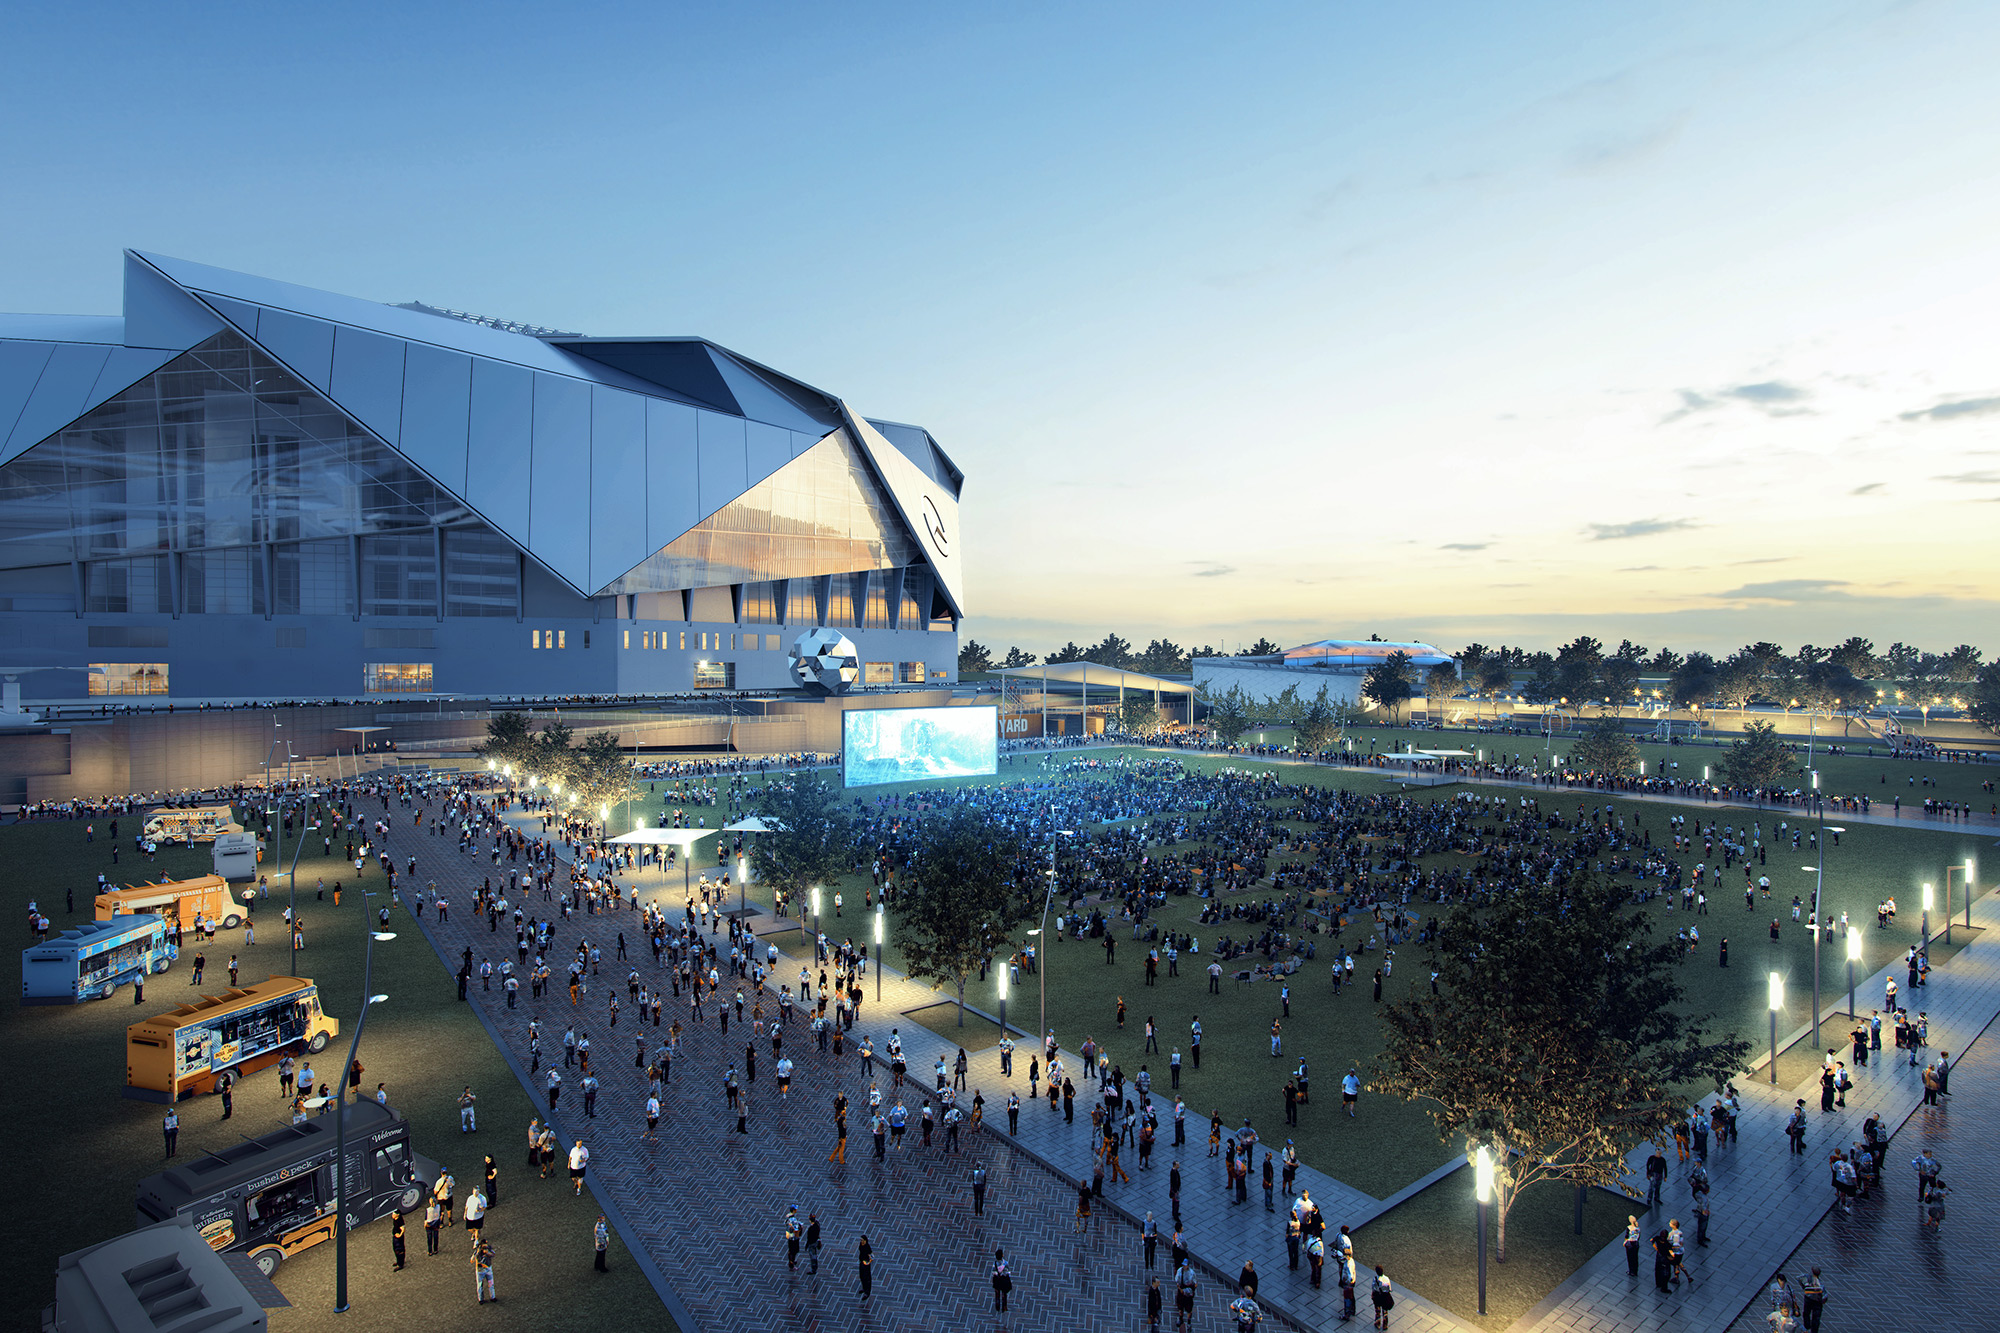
[96, 874, 249, 931]
[126, 976, 339, 1102]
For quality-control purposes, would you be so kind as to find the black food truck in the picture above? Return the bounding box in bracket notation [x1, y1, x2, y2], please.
[135, 1099, 439, 1276]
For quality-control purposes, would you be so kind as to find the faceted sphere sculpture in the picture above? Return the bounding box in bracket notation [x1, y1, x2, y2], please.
[789, 627, 860, 695]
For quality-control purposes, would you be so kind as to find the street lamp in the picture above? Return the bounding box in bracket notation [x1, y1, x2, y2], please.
[997, 961, 1008, 1043]
[1944, 860, 1973, 945]
[1921, 883, 1933, 966]
[1767, 973, 1783, 1085]
[1845, 928, 1861, 1020]
[333, 922, 394, 1315]
[811, 886, 822, 961]
[873, 903, 884, 1003]
[1474, 1146, 1493, 1316]
[1038, 829, 1077, 1046]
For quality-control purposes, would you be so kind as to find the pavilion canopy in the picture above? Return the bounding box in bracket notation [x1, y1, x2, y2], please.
[609, 828, 716, 849]
[989, 663, 1197, 694]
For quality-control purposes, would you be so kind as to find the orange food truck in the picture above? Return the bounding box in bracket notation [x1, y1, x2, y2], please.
[96, 874, 249, 931]
[126, 976, 339, 1102]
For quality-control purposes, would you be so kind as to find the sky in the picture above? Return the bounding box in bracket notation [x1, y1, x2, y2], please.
[4, 1, 1997, 660]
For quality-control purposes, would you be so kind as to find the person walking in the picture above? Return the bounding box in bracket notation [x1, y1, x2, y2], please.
[1370, 1265, 1394, 1329]
[424, 1196, 443, 1255]
[162, 1109, 179, 1158]
[568, 1139, 590, 1196]
[391, 1211, 407, 1271]
[1799, 1267, 1828, 1332]
[991, 1248, 1012, 1312]
[1644, 1147, 1667, 1208]
[1624, 1214, 1641, 1276]
[972, 1163, 988, 1216]
[459, 1086, 478, 1132]
[472, 1239, 496, 1304]
[593, 1214, 610, 1272]
[1786, 1100, 1808, 1155]
[857, 1234, 873, 1298]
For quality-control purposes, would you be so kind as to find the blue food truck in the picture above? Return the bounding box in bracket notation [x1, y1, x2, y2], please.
[22, 914, 178, 1005]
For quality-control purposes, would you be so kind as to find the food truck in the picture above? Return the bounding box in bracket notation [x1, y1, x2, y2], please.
[142, 806, 244, 844]
[135, 1098, 438, 1277]
[96, 874, 249, 931]
[21, 915, 177, 1004]
[126, 976, 339, 1101]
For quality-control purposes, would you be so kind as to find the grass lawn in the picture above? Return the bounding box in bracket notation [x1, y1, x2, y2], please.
[1351, 1175, 1630, 1330]
[591, 747, 1991, 1201]
[3, 814, 670, 1333]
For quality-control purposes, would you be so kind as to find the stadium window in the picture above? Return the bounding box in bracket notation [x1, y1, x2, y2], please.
[692, 661, 735, 689]
[679, 632, 686, 650]
[900, 661, 925, 683]
[531, 630, 541, 649]
[623, 630, 630, 650]
[863, 661, 894, 685]
[583, 631, 589, 649]
[89, 663, 169, 696]
[557, 630, 566, 649]
[364, 663, 433, 693]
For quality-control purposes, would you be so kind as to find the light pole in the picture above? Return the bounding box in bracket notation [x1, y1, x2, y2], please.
[997, 961, 1008, 1041]
[1037, 829, 1077, 1046]
[1768, 973, 1783, 1085]
[811, 886, 822, 963]
[1944, 860, 1973, 945]
[1921, 883, 1933, 967]
[333, 920, 395, 1314]
[1845, 928, 1861, 1020]
[1474, 1146, 1493, 1316]
[873, 903, 883, 1004]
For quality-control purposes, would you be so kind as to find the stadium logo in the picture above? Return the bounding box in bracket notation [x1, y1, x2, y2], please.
[921, 496, 949, 557]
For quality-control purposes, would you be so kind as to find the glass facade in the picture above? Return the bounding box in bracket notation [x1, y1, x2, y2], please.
[89, 663, 169, 695]
[0, 330, 470, 570]
[443, 527, 518, 617]
[740, 580, 779, 623]
[363, 663, 433, 693]
[604, 428, 918, 595]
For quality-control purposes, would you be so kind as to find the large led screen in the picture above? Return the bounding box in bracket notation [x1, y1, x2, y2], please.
[842, 705, 999, 788]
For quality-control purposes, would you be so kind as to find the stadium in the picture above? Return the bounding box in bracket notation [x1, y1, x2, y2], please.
[1192, 639, 1451, 705]
[0, 252, 964, 702]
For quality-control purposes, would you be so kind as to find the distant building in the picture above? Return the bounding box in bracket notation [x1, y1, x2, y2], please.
[1192, 639, 1450, 705]
[0, 252, 965, 700]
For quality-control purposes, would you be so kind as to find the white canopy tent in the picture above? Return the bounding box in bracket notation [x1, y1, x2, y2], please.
[610, 826, 717, 899]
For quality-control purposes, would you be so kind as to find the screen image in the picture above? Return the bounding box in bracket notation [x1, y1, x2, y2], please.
[843, 705, 999, 788]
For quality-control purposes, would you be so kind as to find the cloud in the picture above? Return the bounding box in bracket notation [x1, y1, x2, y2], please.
[1618, 565, 1663, 573]
[1584, 517, 1700, 541]
[1899, 395, 2000, 423]
[1932, 470, 2000, 486]
[1565, 117, 1686, 174]
[1712, 579, 1853, 603]
[1727, 556, 1791, 566]
[1439, 542, 1489, 551]
[1662, 379, 1812, 422]
[1188, 562, 1235, 578]
[1850, 482, 1887, 496]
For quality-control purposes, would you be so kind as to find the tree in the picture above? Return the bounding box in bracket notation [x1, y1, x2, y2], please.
[1202, 683, 1255, 745]
[1571, 716, 1639, 776]
[1884, 642, 1921, 682]
[1827, 637, 1879, 680]
[1520, 661, 1562, 709]
[1710, 658, 1759, 720]
[1137, 638, 1190, 676]
[751, 774, 858, 909]
[1941, 644, 1985, 682]
[1475, 657, 1514, 719]
[1719, 720, 1799, 795]
[958, 640, 993, 674]
[1237, 638, 1284, 657]
[478, 710, 534, 770]
[1253, 684, 1303, 729]
[1648, 648, 1685, 676]
[1373, 872, 1751, 1261]
[1190, 644, 1221, 661]
[1115, 696, 1163, 736]
[568, 730, 637, 817]
[1045, 641, 1088, 665]
[1292, 685, 1339, 754]
[1967, 660, 2000, 737]
[1361, 653, 1416, 725]
[1088, 633, 1135, 670]
[1598, 641, 1647, 715]
[1554, 636, 1605, 704]
[892, 806, 1031, 1026]
[1669, 652, 1717, 713]
[1424, 661, 1462, 721]
[528, 719, 580, 797]
[1001, 646, 1039, 668]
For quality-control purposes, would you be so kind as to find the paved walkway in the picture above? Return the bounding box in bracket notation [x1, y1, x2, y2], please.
[1722, 1009, 1996, 1332]
[384, 807, 1271, 1333]
[1508, 892, 2000, 1333]
[376, 776, 1996, 1333]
